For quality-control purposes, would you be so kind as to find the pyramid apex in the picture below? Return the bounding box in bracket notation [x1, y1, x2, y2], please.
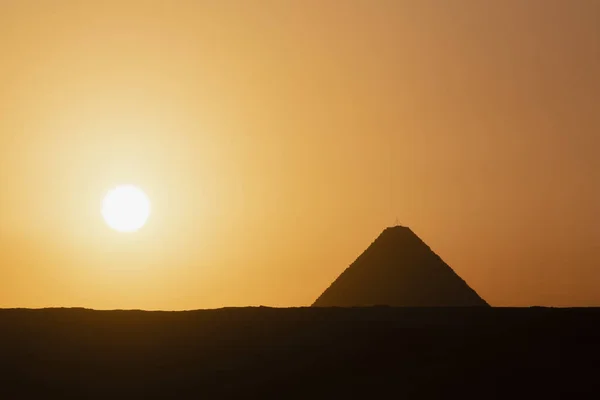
[385, 224, 411, 230]
[381, 225, 414, 235]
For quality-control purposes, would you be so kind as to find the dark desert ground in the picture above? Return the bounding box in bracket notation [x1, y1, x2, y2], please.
[2, 306, 600, 399]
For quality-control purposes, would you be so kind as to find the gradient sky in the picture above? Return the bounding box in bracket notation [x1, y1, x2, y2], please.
[1, 0, 598, 309]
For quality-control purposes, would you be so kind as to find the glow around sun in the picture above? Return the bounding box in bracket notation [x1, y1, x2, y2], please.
[102, 185, 151, 232]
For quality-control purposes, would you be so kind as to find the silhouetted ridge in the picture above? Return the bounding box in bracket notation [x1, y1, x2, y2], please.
[313, 226, 489, 307]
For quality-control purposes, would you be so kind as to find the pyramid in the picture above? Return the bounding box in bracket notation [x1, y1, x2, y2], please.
[313, 226, 489, 307]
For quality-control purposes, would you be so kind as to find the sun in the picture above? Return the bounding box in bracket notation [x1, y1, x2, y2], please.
[102, 185, 151, 232]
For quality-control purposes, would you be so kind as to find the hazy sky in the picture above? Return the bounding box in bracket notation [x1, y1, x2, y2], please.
[1, 1, 598, 309]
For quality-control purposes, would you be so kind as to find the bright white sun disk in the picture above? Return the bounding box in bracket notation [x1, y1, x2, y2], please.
[102, 185, 151, 232]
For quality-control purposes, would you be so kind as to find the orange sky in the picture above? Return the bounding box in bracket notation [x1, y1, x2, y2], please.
[1, 1, 598, 309]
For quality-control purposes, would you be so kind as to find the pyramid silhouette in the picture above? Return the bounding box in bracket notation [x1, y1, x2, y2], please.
[313, 226, 489, 307]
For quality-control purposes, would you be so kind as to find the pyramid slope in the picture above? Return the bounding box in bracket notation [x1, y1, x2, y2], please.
[313, 226, 489, 307]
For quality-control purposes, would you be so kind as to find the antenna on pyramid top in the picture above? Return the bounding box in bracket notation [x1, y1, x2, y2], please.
[395, 216, 400, 226]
